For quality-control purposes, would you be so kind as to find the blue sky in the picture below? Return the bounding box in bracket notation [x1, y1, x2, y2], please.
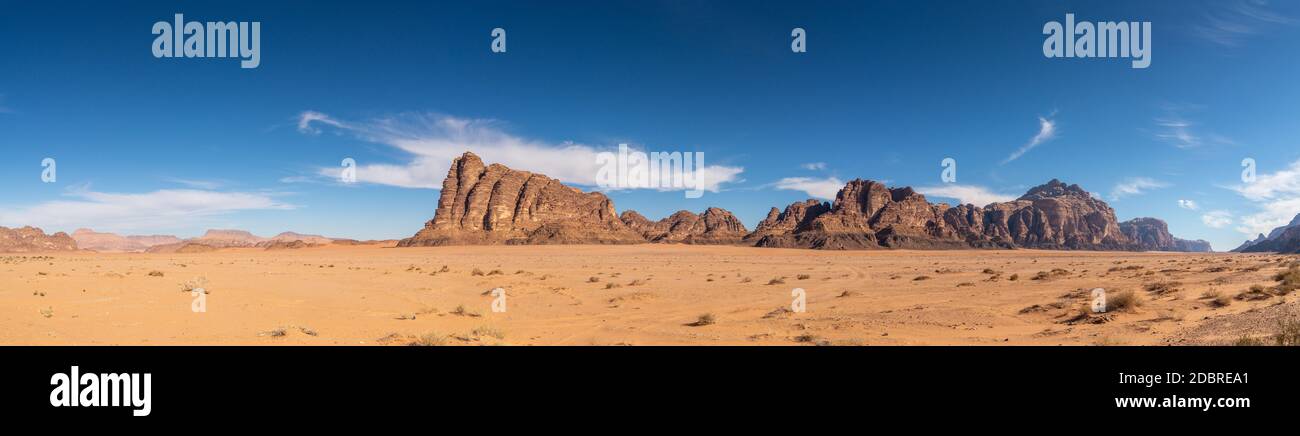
[3, 0, 1300, 251]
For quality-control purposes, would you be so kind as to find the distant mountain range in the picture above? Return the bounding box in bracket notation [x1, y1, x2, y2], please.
[398, 152, 1214, 252]
[1232, 213, 1300, 254]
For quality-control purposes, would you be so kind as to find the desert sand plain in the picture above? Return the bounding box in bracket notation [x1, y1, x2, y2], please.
[2, 244, 1297, 345]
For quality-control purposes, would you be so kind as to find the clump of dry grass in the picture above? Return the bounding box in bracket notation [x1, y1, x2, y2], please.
[471, 326, 505, 340]
[912, 275, 931, 281]
[1274, 313, 1300, 346]
[796, 274, 811, 280]
[587, 276, 600, 283]
[740, 277, 753, 283]
[1237, 284, 1273, 301]
[1201, 289, 1232, 307]
[452, 304, 481, 317]
[471, 268, 485, 276]
[1008, 273, 1020, 281]
[604, 282, 621, 289]
[1143, 281, 1182, 295]
[1105, 290, 1142, 312]
[627, 279, 644, 286]
[767, 277, 786, 285]
[690, 313, 716, 326]
[486, 269, 503, 276]
[409, 332, 447, 346]
[147, 270, 164, 277]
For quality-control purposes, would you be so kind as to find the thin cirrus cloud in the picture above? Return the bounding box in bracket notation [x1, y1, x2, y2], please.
[915, 185, 1017, 207]
[1195, 0, 1296, 47]
[1229, 158, 1300, 236]
[1001, 115, 1057, 165]
[294, 111, 744, 193]
[800, 162, 827, 171]
[1109, 177, 1169, 201]
[0, 186, 294, 233]
[772, 176, 845, 200]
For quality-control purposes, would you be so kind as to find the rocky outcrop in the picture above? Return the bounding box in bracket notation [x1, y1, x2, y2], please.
[399, 152, 644, 246]
[1238, 213, 1300, 253]
[620, 208, 748, 244]
[0, 226, 78, 253]
[1233, 234, 1268, 252]
[750, 179, 1138, 250]
[71, 229, 181, 252]
[1119, 218, 1213, 252]
[1235, 213, 1300, 253]
[192, 229, 266, 248]
[1174, 238, 1214, 253]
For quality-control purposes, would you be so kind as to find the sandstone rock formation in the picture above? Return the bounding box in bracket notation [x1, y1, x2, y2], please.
[0, 226, 78, 253]
[751, 179, 1139, 250]
[192, 229, 267, 248]
[1119, 218, 1212, 252]
[399, 152, 644, 246]
[397, 152, 1205, 252]
[71, 229, 181, 252]
[620, 208, 748, 244]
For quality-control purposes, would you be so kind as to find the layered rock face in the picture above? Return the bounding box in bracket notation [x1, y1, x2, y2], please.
[399, 152, 644, 246]
[753, 179, 1138, 250]
[72, 229, 181, 252]
[620, 207, 748, 244]
[0, 226, 78, 253]
[1237, 213, 1300, 253]
[1119, 218, 1213, 252]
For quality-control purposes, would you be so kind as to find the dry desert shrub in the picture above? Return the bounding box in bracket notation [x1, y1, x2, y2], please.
[409, 332, 448, 346]
[1143, 281, 1182, 295]
[796, 274, 811, 280]
[587, 276, 600, 283]
[767, 277, 786, 285]
[1274, 314, 1300, 346]
[471, 268, 485, 276]
[471, 326, 505, 340]
[691, 313, 716, 326]
[1105, 290, 1142, 312]
[912, 275, 931, 281]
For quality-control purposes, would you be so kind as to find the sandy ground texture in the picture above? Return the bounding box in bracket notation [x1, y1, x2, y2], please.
[2, 244, 1298, 345]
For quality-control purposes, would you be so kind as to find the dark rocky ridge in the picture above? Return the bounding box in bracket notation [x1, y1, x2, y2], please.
[1119, 217, 1212, 252]
[1236, 213, 1300, 254]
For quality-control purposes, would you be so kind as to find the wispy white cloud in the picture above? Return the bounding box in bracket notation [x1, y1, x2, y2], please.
[1229, 159, 1300, 235]
[800, 162, 827, 171]
[1001, 115, 1057, 164]
[1196, 0, 1296, 47]
[916, 185, 1017, 207]
[1178, 199, 1200, 210]
[1110, 177, 1169, 201]
[1154, 117, 1202, 149]
[0, 186, 293, 233]
[296, 111, 744, 193]
[773, 177, 844, 200]
[1202, 210, 1234, 228]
